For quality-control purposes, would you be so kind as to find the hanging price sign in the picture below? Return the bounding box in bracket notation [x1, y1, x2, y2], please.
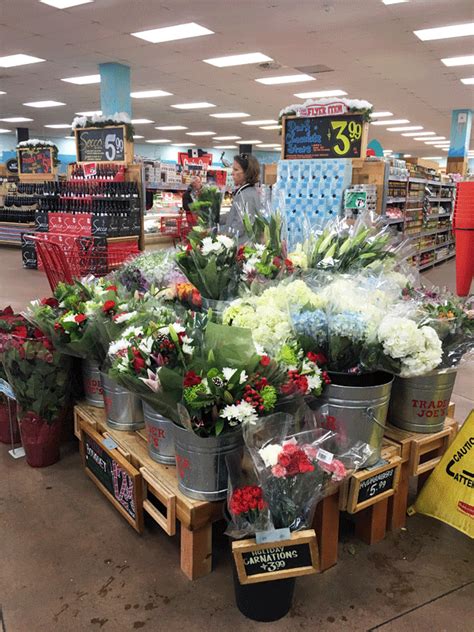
[282, 114, 367, 160]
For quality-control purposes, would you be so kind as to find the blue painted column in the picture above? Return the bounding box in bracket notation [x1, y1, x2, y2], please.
[448, 109, 472, 158]
[99, 63, 131, 117]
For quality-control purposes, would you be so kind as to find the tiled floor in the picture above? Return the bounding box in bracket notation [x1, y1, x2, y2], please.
[0, 245, 472, 631]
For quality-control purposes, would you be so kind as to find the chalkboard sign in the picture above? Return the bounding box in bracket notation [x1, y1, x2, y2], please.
[6, 158, 18, 173]
[282, 114, 366, 160]
[76, 126, 126, 163]
[232, 530, 319, 584]
[80, 423, 143, 532]
[357, 467, 396, 504]
[345, 457, 401, 513]
[18, 147, 53, 175]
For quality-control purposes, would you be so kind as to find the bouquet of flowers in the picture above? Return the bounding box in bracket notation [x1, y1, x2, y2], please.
[189, 186, 222, 227]
[116, 249, 185, 295]
[175, 227, 239, 300]
[238, 211, 293, 286]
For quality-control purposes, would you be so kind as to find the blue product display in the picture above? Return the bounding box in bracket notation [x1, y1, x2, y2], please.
[275, 159, 353, 248]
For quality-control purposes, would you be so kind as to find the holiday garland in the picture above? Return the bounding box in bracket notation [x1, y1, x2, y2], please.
[72, 112, 135, 142]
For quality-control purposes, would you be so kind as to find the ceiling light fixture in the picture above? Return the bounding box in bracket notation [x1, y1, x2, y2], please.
[255, 74, 315, 85]
[238, 140, 262, 144]
[75, 110, 102, 116]
[131, 22, 213, 44]
[173, 142, 196, 146]
[131, 89, 172, 98]
[414, 22, 474, 41]
[257, 143, 282, 148]
[171, 102, 216, 109]
[0, 129, 12, 134]
[45, 124, 71, 128]
[204, 52, 273, 67]
[401, 131, 436, 137]
[0, 91, 6, 95]
[461, 77, 474, 85]
[24, 100, 65, 108]
[294, 89, 347, 98]
[421, 156, 443, 160]
[213, 135, 241, 140]
[371, 111, 394, 118]
[40, 0, 93, 7]
[0, 54, 45, 67]
[371, 119, 409, 126]
[387, 126, 423, 132]
[186, 131, 216, 136]
[441, 55, 474, 67]
[131, 119, 154, 124]
[145, 139, 171, 143]
[155, 125, 187, 130]
[0, 117, 33, 122]
[242, 119, 278, 126]
[133, 135, 144, 139]
[61, 74, 100, 84]
[214, 145, 238, 149]
[382, 0, 408, 5]
[424, 138, 447, 144]
[260, 125, 282, 130]
[210, 112, 250, 118]
[403, 154, 412, 158]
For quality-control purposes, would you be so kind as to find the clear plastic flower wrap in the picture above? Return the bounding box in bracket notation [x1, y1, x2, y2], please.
[238, 412, 373, 532]
[115, 248, 185, 295]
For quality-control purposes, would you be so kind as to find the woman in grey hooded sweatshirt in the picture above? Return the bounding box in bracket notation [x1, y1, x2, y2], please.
[223, 153, 261, 239]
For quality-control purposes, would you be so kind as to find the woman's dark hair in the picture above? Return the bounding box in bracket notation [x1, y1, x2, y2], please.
[234, 153, 260, 186]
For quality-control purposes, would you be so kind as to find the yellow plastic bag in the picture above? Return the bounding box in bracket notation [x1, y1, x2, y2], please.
[410, 410, 474, 538]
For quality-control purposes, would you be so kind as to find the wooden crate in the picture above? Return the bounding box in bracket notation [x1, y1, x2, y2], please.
[385, 415, 458, 531]
[75, 402, 223, 580]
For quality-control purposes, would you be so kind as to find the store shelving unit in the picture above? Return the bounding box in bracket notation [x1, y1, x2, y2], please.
[0, 180, 44, 247]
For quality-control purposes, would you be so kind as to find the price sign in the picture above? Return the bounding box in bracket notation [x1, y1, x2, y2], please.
[80, 422, 143, 532]
[18, 147, 53, 175]
[282, 114, 366, 160]
[232, 529, 319, 585]
[76, 126, 126, 163]
[357, 467, 396, 504]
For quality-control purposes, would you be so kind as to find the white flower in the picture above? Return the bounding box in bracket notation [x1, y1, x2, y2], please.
[239, 370, 248, 385]
[222, 367, 237, 382]
[123, 325, 143, 339]
[259, 443, 282, 467]
[182, 335, 193, 345]
[108, 338, 129, 357]
[62, 313, 78, 323]
[172, 323, 186, 333]
[114, 311, 136, 324]
[221, 401, 258, 425]
[182, 343, 193, 355]
[216, 234, 235, 249]
[201, 237, 223, 256]
[306, 373, 322, 393]
[139, 336, 154, 354]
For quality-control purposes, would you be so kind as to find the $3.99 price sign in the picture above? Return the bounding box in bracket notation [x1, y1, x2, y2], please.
[283, 114, 366, 160]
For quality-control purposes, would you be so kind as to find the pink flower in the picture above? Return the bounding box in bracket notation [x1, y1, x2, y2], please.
[271, 464, 287, 478]
[303, 444, 318, 459]
[320, 458, 347, 481]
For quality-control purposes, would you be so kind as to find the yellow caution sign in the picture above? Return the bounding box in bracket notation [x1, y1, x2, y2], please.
[410, 411, 474, 538]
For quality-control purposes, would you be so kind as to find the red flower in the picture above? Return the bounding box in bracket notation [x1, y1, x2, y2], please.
[105, 285, 117, 292]
[307, 351, 327, 365]
[272, 256, 282, 268]
[12, 325, 28, 339]
[260, 355, 271, 367]
[133, 354, 146, 372]
[184, 370, 202, 387]
[34, 327, 45, 339]
[41, 297, 59, 308]
[54, 322, 64, 332]
[284, 258, 293, 269]
[102, 300, 116, 313]
[74, 314, 87, 325]
[229, 485, 265, 516]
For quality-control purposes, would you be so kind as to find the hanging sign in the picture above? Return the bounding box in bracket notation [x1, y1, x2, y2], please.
[76, 126, 126, 163]
[178, 152, 213, 168]
[232, 529, 319, 585]
[296, 101, 349, 117]
[282, 114, 366, 160]
[80, 422, 143, 532]
[17, 147, 53, 175]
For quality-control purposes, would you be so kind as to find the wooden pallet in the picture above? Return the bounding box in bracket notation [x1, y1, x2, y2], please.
[385, 414, 458, 531]
[75, 403, 223, 580]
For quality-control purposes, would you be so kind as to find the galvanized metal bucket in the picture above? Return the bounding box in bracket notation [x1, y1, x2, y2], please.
[172, 424, 243, 501]
[389, 371, 456, 433]
[316, 372, 393, 466]
[82, 360, 104, 408]
[142, 402, 175, 464]
[100, 372, 144, 431]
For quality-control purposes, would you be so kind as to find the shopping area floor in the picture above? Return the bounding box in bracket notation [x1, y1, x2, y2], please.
[0, 245, 472, 632]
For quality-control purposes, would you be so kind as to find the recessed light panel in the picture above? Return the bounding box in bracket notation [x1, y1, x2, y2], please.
[255, 74, 315, 85]
[75, 110, 102, 116]
[24, 100, 65, 108]
[131, 90, 172, 98]
[0, 129, 12, 133]
[382, 0, 408, 5]
[0, 91, 6, 95]
[61, 74, 100, 84]
[214, 145, 238, 149]
[441, 55, 474, 67]
[387, 126, 423, 132]
[414, 22, 474, 41]
[131, 119, 154, 124]
[0, 117, 33, 122]
[210, 112, 250, 118]
[186, 131, 216, 136]
[204, 52, 273, 67]
[294, 89, 347, 98]
[145, 139, 171, 143]
[173, 143, 196, 146]
[0, 54, 45, 68]
[45, 124, 71, 128]
[257, 143, 281, 148]
[131, 22, 213, 44]
[171, 102, 216, 109]
[40, 0, 93, 7]
[238, 140, 262, 144]
[213, 136, 241, 140]
[402, 131, 435, 137]
[133, 135, 144, 139]
[371, 111, 393, 118]
[372, 119, 409, 126]
[260, 125, 282, 130]
[155, 125, 188, 130]
[461, 77, 474, 85]
[242, 119, 278, 126]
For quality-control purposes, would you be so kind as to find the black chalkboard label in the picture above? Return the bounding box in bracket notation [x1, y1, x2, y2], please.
[283, 114, 364, 160]
[357, 467, 396, 504]
[243, 542, 312, 576]
[76, 126, 125, 162]
[84, 433, 136, 520]
[18, 147, 53, 174]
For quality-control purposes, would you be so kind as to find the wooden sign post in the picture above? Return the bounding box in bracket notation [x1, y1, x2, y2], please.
[232, 529, 319, 585]
[282, 114, 368, 161]
[75, 125, 134, 164]
[79, 420, 144, 533]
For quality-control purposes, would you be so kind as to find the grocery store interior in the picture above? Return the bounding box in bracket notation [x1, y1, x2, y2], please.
[1, 1, 473, 631]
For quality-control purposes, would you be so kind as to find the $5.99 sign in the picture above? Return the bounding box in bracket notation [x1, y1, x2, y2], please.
[76, 125, 126, 163]
[283, 114, 366, 160]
